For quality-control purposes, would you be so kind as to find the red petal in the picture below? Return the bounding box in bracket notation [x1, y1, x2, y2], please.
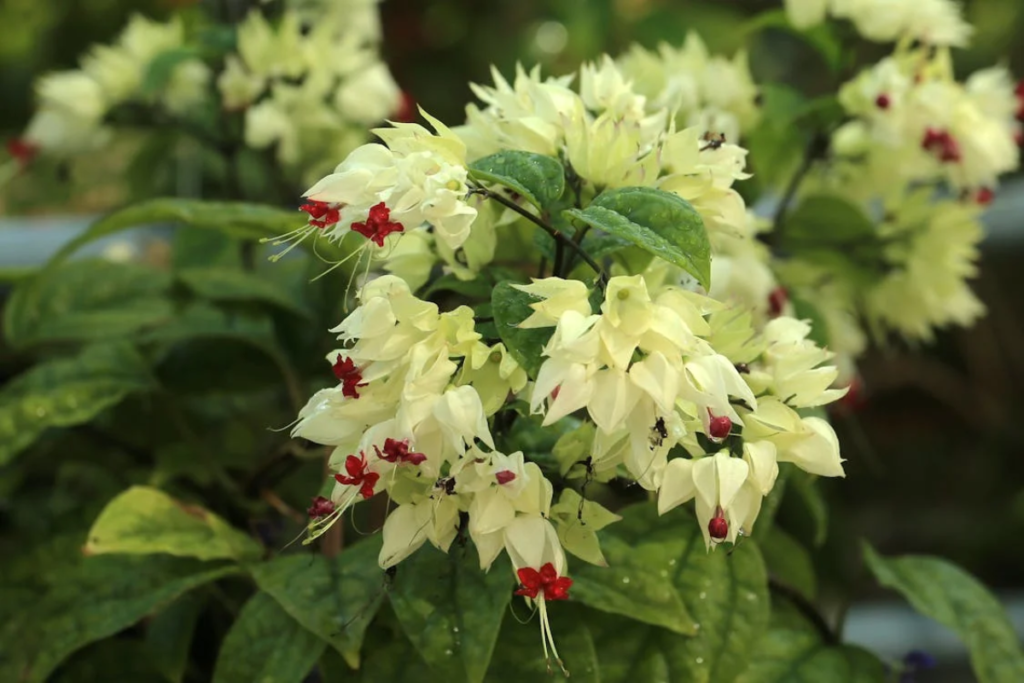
[345, 454, 363, 477]
[545, 577, 573, 601]
[516, 567, 542, 590]
[515, 585, 540, 599]
[335, 474, 357, 486]
[495, 470, 516, 485]
[539, 563, 558, 585]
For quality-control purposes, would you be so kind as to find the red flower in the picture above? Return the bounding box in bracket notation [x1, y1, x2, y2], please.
[495, 470, 516, 485]
[874, 93, 891, 110]
[515, 562, 573, 601]
[300, 200, 341, 229]
[974, 187, 995, 206]
[1015, 80, 1024, 121]
[767, 286, 787, 317]
[307, 496, 335, 519]
[6, 138, 38, 167]
[352, 202, 404, 247]
[332, 356, 367, 399]
[395, 91, 417, 123]
[374, 438, 426, 466]
[921, 128, 961, 163]
[335, 453, 380, 499]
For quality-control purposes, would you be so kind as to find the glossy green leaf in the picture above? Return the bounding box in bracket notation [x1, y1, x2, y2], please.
[145, 592, 205, 683]
[761, 527, 817, 602]
[491, 281, 554, 378]
[178, 267, 314, 319]
[783, 194, 878, 246]
[388, 546, 513, 683]
[250, 537, 385, 669]
[550, 489, 621, 567]
[583, 504, 770, 683]
[736, 601, 886, 683]
[171, 225, 241, 269]
[487, 607, 600, 682]
[469, 151, 565, 210]
[565, 187, 710, 288]
[212, 592, 326, 683]
[85, 486, 262, 561]
[3, 259, 173, 348]
[0, 555, 237, 683]
[864, 544, 1024, 683]
[0, 343, 155, 466]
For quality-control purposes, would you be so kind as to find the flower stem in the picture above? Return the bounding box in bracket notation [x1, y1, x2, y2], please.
[471, 186, 607, 287]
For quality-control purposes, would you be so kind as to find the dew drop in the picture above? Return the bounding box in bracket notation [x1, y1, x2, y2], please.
[693, 622, 701, 631]
[668, 559, 677, 566]
[36, 407, 46, 417]
[453, 626, 460, 633]
[445, 649, 453, 656]
[695, 657, 704, 665]
[746, 592, 757, 601]
[699, 591, 707, 600]
[622, 576, 631, 584]
[659, 569, 668, 578]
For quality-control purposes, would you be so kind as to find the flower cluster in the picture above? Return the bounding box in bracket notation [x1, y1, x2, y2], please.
[785, 0, 973, 46]
[220, 1, 402, 179]
[7, 1, 401, 189]
[15, 15, 209, 159]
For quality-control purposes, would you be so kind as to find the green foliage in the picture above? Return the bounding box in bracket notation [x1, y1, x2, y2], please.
[177, 267, 315, 319]
[468, 151, 566, 210]
[0, 554, 237, 683]
[4, 260, 173, 348]
[490, 281, 554, 378]
[864, 545, 1024, 683]
[0, 342, 155, 465]
[487, 607, 601, 682]
[85, 486, 263, 561]
[736, 602, 887, 683]
[144, 592, 205, 683]
[249, 538, 386, 669]
[574, 503, 771, 683]
[388, 546, 513, 683]
[565, 186, 711, 288]
[142, 48, 202, 97]
[212, 592, 326, 683]
[761, 527, 817, 602]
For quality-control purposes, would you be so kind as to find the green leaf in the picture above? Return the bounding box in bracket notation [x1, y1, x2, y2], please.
[51, 640, 166, 683]
[565, 186, 710, 288]
[4, 259, 173, 348]
[736, 600, 886, 683]
[761, 527, 817, 602]
[863, 544, 1024, 683]
[250, 537, 385, 669]
[0, 555, 237, 683]
[85, 486, 262, 561]
[469, 151, 566, 210]
[550, 489, 621, 566]
[570, 503, 699, 635]
[486, 607, 600, 682]
[743, 9, 844, 72]
[789, 472, 829, 547]
[788, 295, 830, 348]
[172, 225, 241, 269]
[0, 343, 156, 466]
[178, 267, 314, 319]
[783, 194, 878, 247]
[388, 546, 513, 683]
[44, 198, 351, 268]
[490, 281, 554, 378]
[583, 504, 770, 683]
[145, 592, 205, 683]
[212, 592, 326, 683]
[142, 48, 201, 97]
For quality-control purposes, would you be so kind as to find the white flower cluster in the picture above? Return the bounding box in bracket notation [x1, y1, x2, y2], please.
[617, 33, 761, 143]
[13, 1, 400, 188]
[21, 15, 210, 156]
[785, 0, 973, 46]
[221, 0, 402, 178]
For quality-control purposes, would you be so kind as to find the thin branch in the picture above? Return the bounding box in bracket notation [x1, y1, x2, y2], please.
[766, 132, 829, 248]
[471, 186, 606, 287]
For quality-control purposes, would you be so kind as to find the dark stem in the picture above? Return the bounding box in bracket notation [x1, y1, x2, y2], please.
[471, 186, 606, 287]
[768, 578, 839, 645]
[767, 132, 829, 248]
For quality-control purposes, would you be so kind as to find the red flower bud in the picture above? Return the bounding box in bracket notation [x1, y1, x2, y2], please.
[708, 515, 729, 540]
[709, 415, 732, 440]
[874, 93, 891, 110]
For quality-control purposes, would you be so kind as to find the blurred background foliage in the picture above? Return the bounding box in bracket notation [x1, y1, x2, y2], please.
[1, 0, 1024, 678]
